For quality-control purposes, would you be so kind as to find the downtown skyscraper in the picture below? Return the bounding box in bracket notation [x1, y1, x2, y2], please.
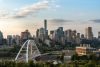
[85, 27, 93, 40]
[0, 31, 3, 45]
[36, 19, 48, 41]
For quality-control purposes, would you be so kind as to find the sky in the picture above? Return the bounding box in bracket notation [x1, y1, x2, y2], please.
[0, 0, 100, 38]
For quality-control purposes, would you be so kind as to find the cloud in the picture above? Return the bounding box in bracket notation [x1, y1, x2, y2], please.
[49, 19, 71, 23]
[13, 0, 50, 18]
[47, 19, 72, 27]
[0, 10, 9, 19]
[0, 0, 58, 19]
[90, 19, 100, 23]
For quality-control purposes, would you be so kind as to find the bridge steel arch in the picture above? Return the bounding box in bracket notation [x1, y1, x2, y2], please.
[15, 40, 41, 62]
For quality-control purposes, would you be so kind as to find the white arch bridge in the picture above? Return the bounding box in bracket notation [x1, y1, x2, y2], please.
[15, 40, 48, 62]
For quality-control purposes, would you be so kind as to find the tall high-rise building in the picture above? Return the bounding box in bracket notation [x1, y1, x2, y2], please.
[36, 29, 39, 38]
[56, 27, 64, 44]
[81, 34, 85, 39]
[38, 28, 45, 41]
[76, 33, 80, 44]
[77, 33, 80, 38]
[85, 27, 93, 40]
[98, 32, 100, 38]
[0, 31, 3, 45]
[21, 30, 31, 43]
[72, 30, 77, 38]
[44, 19, 48, 39]
[57, 27, 64, 38]
[49, 30, 54, 40]
[12, 35, 16, 45]
[7, 35, 12, 45]
[66, 29, 73, 42]
[44, 19, 47, 30]
[72, 30, 77, 43]
[15, 35, 20, 45]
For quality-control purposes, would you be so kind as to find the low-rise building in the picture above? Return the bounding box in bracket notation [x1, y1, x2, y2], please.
[76, 44, 96, 56]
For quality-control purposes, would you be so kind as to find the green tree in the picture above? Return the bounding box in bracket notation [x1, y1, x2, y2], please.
[84, 60, 96, 67]
[28, 60, 35, 67]
[71, 53, 79, 61]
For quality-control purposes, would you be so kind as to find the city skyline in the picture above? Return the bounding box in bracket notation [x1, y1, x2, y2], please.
[0, 0, 100, 37]
[0, 25, 99, 39]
